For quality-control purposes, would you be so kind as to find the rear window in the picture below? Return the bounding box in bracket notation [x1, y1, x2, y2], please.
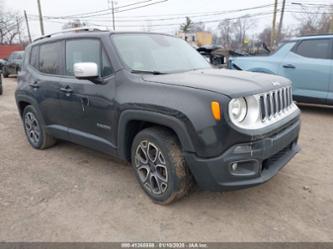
[293, 39, 331, 59]
[39, 41, 63, 75]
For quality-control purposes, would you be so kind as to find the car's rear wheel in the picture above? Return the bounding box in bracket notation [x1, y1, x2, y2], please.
[23, 105, 56, 149]
[2, 69, 8, 78]
[131, 127, 193, 205]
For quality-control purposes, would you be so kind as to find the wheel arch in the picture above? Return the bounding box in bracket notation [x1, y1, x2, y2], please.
[117, 110, 195, 162]
[16, 95, 44, 123]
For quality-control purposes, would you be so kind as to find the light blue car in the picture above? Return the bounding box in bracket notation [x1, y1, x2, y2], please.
[229, 34, 333, 105]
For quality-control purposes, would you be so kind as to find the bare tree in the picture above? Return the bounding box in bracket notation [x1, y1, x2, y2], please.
[217, 19, 233, 49]
[231, 16, 255, 49]
[0, 11, 23, 44]
[217, 16, 255, 50]
[295, 5, 333, 35]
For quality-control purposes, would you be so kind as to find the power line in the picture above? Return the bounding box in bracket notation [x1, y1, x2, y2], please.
[86, 0, 168, 17]
[60, 0, 154, 19]
[29, 3, 276, 21]
[37, 9, 333, 29]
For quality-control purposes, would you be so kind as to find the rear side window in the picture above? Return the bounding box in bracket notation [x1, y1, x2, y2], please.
[39, 41, 63, 75]
[65, 39, 112, 77]
[293, 39, 331, 59]
[30, 46, 39, 69]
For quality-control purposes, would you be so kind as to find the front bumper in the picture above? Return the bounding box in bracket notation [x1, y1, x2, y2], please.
[184, 119, 301, 191]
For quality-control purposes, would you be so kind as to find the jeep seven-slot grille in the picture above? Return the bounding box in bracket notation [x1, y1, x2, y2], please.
[259, 87, 293, 121]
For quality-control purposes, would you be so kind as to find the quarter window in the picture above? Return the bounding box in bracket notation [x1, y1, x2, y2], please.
[65, 39, 112, 77]
[294, 39, 330, 59]
[30, 46, 39, 69]
[39, 41, 63, 75]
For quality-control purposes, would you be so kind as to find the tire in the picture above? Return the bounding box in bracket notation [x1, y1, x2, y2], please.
[3, 69, 8, 78]
[131, 127, 193, 205]
[22, 105, 56, 149]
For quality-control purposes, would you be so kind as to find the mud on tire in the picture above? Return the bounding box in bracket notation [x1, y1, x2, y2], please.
[23, 105, 56, 150]
[131, 127, 193, 205]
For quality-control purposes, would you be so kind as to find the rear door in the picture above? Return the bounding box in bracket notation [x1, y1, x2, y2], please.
[58, 38, 117, 154]
[29, 40, 69, 140]
[280, 38, 332, 104]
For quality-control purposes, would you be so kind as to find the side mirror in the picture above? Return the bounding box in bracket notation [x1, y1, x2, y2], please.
[74, 62, 104, 84]
[74, 62, 98, 79]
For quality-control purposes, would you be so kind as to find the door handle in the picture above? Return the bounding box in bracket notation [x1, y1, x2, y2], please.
[60, 86, 73, 95]
[29, 81, 40, 89]
[283, 64, 296, 69]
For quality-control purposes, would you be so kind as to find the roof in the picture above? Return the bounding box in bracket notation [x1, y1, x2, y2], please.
[0, 44, 24, 59]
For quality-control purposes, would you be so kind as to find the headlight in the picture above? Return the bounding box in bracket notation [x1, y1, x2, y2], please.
[229, 97, 247, 123]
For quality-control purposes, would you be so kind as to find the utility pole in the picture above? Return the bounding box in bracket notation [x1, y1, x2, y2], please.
[24, 10, 32, 43]
[108, 0, 116, 30]
[16, 17, 22, 44]
[271, 0, 278, 49]
[277, 0, 286, 42]
[37, 0, 45, 35]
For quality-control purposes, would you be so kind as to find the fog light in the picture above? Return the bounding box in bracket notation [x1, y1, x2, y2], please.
[229, 160, 260, 176]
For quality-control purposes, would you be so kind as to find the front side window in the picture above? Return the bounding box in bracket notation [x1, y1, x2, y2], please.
[111, 34, 210, 73]
[39, 41, 63, 75]
[65, 39, 112, 77]
[293, 39, 331, 59]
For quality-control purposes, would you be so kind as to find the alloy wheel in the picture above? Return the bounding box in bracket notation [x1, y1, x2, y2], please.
[134, 140, 168, 195]
[24, 112, 41, 146]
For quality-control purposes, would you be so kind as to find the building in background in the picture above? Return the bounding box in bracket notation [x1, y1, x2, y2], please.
[176, 31, 213, 47]
[0, 44, 24, 59]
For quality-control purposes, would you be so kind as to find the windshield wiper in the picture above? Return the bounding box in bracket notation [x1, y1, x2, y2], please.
[131, 69, 166, 75]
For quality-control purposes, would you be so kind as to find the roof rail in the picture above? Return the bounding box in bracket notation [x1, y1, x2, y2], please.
[299, 33, 333, 37]
[33, 26, 108, 42]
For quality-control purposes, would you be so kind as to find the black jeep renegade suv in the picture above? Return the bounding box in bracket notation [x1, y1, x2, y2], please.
[15, 28, 301, 204]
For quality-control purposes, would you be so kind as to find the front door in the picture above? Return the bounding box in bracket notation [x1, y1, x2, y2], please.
[59, 38, 117, 155]
[280, 38, 332, 104]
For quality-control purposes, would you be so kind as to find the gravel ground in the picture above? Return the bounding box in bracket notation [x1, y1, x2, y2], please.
[0, 77, 332, 242]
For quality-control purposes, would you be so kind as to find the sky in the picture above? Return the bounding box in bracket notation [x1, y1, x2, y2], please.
[3, 0, 333, 40]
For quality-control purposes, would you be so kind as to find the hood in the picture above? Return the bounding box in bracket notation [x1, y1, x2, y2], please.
[142, 68, 291, 98]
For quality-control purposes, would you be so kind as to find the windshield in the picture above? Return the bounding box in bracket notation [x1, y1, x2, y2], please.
[111, 33, 211, 73]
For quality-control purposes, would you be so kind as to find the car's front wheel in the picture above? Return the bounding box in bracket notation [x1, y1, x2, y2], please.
[131, 127, 193, 205]
[23, 105, 56, 149]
